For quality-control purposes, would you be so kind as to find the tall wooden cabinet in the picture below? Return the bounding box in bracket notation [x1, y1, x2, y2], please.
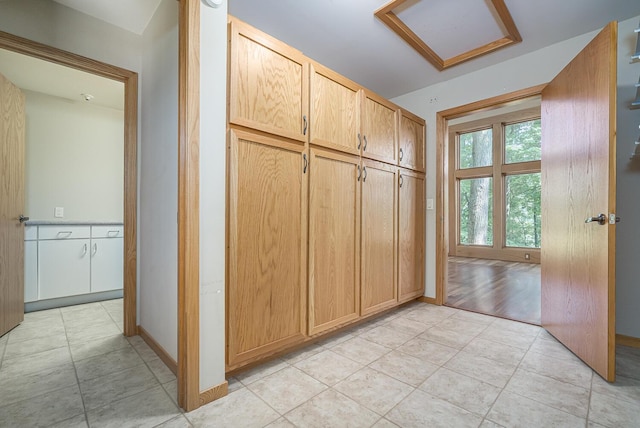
[399, 109, 426, 173]
[398, 169, 426, 303]
[361, 90, 397, 165]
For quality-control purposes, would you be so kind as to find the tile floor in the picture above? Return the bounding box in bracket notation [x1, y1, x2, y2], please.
[1, 299, 639, 427]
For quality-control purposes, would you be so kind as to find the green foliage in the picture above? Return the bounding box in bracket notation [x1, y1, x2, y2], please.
[505, 173, 541, 248]
[505, 119, 541, 163]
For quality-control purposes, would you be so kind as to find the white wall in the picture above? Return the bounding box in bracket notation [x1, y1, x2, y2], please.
[199, 0, 228, 392]
[392, 16, 640, 337]
[139, 0, 179, 360]
[24, 90, 124, 222]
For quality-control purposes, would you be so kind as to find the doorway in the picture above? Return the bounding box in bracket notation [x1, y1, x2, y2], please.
[0, 31, 138, 336]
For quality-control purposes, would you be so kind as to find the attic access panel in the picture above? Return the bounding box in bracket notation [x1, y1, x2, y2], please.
[375, 0, 522, 71]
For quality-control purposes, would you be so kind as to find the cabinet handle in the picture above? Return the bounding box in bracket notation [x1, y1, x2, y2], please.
[57, 231, 73, 237]
[303, 153, 308, 174]
[81, 243, 88, 256]
[91, 243, 98, 256]
[399, 174, 403, 188]
[357, 133, 362, 150]
[363, 135, 368, 151]
[107, 230, 119, 237]
[399, 148, 404, 161]
[357, 165, 361, 181]
[303, 115, 308, 136]
[363, 166, 367, 182]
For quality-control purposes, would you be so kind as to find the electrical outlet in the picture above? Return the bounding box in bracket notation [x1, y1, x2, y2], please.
[524, 253, 530, 260]
[54, 207, 64, 218]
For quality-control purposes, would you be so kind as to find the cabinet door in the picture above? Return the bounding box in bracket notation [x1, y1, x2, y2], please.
[24, 240, 38, 302]
[399, 110, 426, 172]
[398, 169, 426, 303]
[91, 238, 123, 293]
[229, 19, 309, 143]
[227, 129, 307, 368]
[308, 148, 361, 335]
[309, 63, 361, 156]
[361, 91, 397, 164]
[361, 160, 397, 316]
[39, 239, 90, 299]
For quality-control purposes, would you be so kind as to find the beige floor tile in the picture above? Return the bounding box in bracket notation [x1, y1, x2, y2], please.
[22, 307, 61, 322]
[7, 323, 66, 344]
[616, 346, 640, 381]
[155, 415, 192, 428]
[69, 333, 130, 362]
[2, 333, 68, 360]
[87, 385, 180, 428]
[0, 363, 76, 406]
[0, 384, 84, 428]
[386, 389, 483, 428]
[358, 325, 416, 349]
[162, 379, 178, 405]
[444, 351, 516, 388]
[49, 414, 88, 428]
[334, 367, 414, 415]
[450, 310, 496, 325]
[16, 316, 64, 332]
[462, 337, 527, 366]
[235, 358, 289, 386]
[265, 417, 296, 427]
[371, 418, 400, 427]
[331, 337, 391, 365]
[490, 318, 541, 336]
[478, 326, 538, 350]
[80, 364, 159, 410]
[75, 346, 144, 382]
[505, 368, 590, 418]
[591, 373, 640, 404]
[315, 331, 354, 349]
[419, 326, 479, 349]
[63, 311, 115, 329]
[369, 350, 439, 387]
[589, 390, 640, 428]
[383, 317, 430, 336]
[283, 343, 323, 364]
[294, 349, 363, 386]
[284, 389, 380, 428]
[147, 357, 176, 384]
[587, 421, 608, 428]
[129, 336, 160, 362]
[479, 420, 504, 428]
[186, 387, 279, 428]
[434, 317, 488, 336]
[0, 346, 72, 379]
[66, 322, 121, 345]
[396, 337, 458, 366]
[248, 366, 327, 414]
[519, 350, 593, 389]
[227, 376, 243, 393]
[528, 335, 581, 361]
[419, 367, 501, 416]
[487, 391, 585, 428]
[402, 308, 452, 326]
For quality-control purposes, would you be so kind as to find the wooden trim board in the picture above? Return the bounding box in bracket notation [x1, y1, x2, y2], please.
[0, 31, 138, 336]
[138, 326, 178, 375]
[199, 381, 229, 406]
[617, 334, 640, 348]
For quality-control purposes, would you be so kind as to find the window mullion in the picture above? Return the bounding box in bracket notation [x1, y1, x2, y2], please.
[493, 122, 504, 251]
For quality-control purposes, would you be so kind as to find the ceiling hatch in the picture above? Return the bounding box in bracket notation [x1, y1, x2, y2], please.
[375, 0, 522, 71]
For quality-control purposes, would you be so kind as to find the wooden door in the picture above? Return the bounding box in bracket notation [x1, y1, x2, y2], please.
[541, 22, 617, 381]
[361, 159, 397, 316]
[398, 110, 426, 172]
[361, 90, 397, 164]
[309, 62, 361, 156]
[308, 148, 360, 335]
[1, 72, 25, 337]
[227, 129, 307, 368]
[398, 169, 426, 303]
[228, 19, 309, 143]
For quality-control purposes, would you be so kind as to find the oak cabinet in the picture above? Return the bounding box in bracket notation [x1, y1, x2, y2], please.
[361, 90, 397, 165]
[360, 160, 398, 316]
[227, 129, 308, 368]
[398, 169, 426, 303]
[229, 19, 309, 142]
[308, 148, 361, 334]
[309, 63, 361, 156]
[398, 110, 426, 172]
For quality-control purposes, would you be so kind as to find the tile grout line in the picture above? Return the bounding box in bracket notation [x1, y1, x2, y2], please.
[61, 307, 92, 427]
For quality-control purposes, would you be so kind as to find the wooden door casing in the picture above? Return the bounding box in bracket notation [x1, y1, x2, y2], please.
[361, 90, 398, 164]
[309, 62, 361, 156]
[398, 169, 426, 303]
[361, 159, 398, 316]
[0, 72, 25, 337]
[541, 22, 617, 381]
[398, 110, 426, 172]
[228, 19, 309, 143]
[308, 148, 361, 335]
[227, 129, 308, 368]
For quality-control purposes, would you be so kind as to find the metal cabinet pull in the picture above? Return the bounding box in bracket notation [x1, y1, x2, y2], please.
[91, 243, 98, 256]
[363, 166, 367, 182]
[357, 165, 361, 181]
[357, 133, 362, 150]
[303, 153, 308, 174]
[399, 148, 404, 161]
[81, 243, 88, 256]
[303, 115, 308, 135]
[399, 175, 403, 188]
[363, 135, 368, 151]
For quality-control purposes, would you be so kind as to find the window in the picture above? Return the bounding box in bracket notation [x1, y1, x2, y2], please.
[449, 108, 541, 262]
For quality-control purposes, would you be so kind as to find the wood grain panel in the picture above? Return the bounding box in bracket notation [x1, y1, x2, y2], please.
[361, 160, 397, 316]
[541, 22, 617, 381]
[361, 90, 397, 164]
[308, 148, 360, 334]
[227, 129, 307, 367]
[309, 62, 360, 155]
[229, 19, 308, 142]
[398, 109, 425, 172]
[398, 169, 425, 303]
[0, 72, 25, 337]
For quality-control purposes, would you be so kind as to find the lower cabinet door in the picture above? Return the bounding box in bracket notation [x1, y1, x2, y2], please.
[38, 239, 90, 299]
[90, 237, 123, 292]
[398, 169, 426, 302]
[24, 241, 38, 302]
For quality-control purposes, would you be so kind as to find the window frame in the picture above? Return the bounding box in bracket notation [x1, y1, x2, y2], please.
[448, 107, 541, 263]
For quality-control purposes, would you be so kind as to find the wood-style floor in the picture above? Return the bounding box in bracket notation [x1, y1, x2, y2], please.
[446, 256, 541, 325]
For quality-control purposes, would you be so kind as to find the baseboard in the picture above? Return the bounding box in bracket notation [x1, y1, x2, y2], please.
[199, 380, 229, 406]
[418, 296, 438, 305]
[137, 325, 178, 375]
[617, 334, 640, 348]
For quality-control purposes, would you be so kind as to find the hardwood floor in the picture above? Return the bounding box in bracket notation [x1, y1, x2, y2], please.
[446, 256, 541, 325]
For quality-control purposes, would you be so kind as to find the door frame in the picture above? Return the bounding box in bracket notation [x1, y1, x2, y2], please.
[434, 84, 546, 304]
[0, 30, 139, 336]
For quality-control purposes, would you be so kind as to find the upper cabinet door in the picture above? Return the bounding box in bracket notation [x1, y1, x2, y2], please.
[229, 19, 309, 143]
[361, 90, 397, 164]
[398, 110, 426, 172]
[309, 63, 361, 156]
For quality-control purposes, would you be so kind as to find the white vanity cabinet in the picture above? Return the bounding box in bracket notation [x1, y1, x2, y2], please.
[24, 226, 38, 303]
[90, 226, 124, 293]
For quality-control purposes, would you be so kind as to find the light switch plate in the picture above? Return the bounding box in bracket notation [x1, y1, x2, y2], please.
[54, 207, 64, 218]
[427, 199, 434, 210]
